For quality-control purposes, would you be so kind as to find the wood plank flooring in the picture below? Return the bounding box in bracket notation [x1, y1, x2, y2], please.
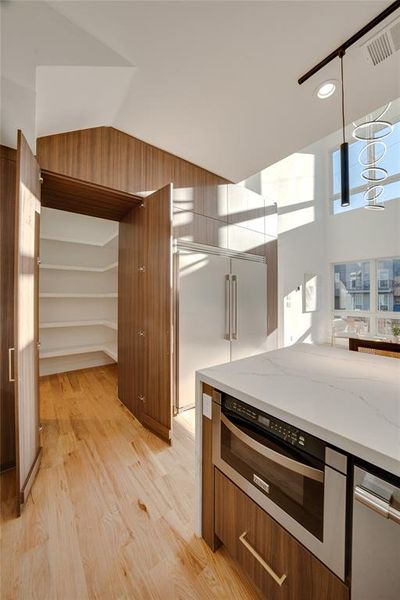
[1, 365, 261, 600]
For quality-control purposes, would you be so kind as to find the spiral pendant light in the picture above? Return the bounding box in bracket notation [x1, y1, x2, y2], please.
[352, 102, 393, 210]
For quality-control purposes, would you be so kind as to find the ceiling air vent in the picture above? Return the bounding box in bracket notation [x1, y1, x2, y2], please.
[362, 17, 400, 66]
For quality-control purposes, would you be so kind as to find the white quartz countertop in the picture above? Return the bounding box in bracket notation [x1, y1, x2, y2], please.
[196, 344, 400, 476]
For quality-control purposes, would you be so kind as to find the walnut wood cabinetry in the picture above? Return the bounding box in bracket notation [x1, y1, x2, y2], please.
[119, 185, 173, 442]
[37, 127, 278, 336]
[214, 469, 349, 600]
[201, 382, 349, 600]
[0, 146, 17, 470]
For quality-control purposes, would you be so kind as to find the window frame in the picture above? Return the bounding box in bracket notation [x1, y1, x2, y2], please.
[331, 256, 400, 337]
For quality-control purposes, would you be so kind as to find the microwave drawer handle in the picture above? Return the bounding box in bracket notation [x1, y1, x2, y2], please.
[239, 531, 287, 586]
[221, 413, 324, 483]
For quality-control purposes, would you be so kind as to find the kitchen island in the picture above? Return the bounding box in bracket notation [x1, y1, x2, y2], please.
[195, 343, 400, 600]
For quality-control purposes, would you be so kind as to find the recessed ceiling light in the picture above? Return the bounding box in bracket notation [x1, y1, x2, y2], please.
[316, 80, 337, 99]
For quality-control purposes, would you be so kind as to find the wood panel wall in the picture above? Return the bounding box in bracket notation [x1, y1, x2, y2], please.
[0, 146, 17, 470]
[37, 127, 278, 335]
[118, 203, 144, 419]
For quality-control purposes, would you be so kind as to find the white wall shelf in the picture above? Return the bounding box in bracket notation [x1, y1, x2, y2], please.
[40, 320, 117, 330]
[40, 231, 118, 247]
[40, 262, 118, 272]
[40, 344, 118, 360]
[40, 292, 117, 298]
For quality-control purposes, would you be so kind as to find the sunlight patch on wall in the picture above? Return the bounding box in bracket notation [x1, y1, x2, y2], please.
[283, 285, 312, 346]
[278, 205, 315, 235]
[260, 153, 315, 209]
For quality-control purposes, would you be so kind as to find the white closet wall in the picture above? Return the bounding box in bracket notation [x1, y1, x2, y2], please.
[39, 208, 118, 376]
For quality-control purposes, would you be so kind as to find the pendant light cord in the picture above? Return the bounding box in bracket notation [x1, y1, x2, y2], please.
[339, 49, 346, 144]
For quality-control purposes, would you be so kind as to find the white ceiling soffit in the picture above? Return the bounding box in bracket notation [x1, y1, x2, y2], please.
[36, 66, 136, 137]
[0, 0, 131, 148]
[3, 1, 400, 181]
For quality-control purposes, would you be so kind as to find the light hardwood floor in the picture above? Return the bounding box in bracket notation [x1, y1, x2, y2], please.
[1, 365, 261, 600]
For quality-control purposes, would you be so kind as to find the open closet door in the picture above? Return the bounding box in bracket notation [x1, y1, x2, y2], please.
[14, 130, 41, 512]
[119, 184, 173, 442]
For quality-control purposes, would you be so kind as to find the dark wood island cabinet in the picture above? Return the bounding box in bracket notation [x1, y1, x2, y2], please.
[201, 383, 350, 600]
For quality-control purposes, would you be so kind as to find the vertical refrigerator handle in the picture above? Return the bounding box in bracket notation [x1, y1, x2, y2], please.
[225, 274, 231, 340]
[232, 275, 238, 340]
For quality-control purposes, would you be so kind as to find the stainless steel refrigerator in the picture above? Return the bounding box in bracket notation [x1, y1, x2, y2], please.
[174, 244, 268, 412]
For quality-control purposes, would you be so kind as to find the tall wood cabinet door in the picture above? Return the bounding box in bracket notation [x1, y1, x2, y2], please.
[141, 184, 173, 442]
[14, 130, 42, 511]
[0, 147, 17, 472]
[118, 199, 145, 417]
[118, 184, 173, 443]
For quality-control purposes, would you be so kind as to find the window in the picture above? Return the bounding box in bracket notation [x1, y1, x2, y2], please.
[377, 258, 400, 312]
[377, 317, 400, 336]
[334, 262, 370, 311]
[331, 106, 400, 214]
[333, 257, 400, 337]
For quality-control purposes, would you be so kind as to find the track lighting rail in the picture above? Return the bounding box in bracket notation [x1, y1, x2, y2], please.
[298, 0, 400, 85]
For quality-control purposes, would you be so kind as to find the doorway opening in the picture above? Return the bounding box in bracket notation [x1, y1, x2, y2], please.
[39, 208, 119, 378]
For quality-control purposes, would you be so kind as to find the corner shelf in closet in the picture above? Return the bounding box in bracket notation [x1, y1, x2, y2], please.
[103, 342, 118, 362]
[40, 343, 118, 360]
[40, 262, 118, 272]
[40, 320, 117, 330]
[40, 292, 118, 298]
[40, 231, 118, 247]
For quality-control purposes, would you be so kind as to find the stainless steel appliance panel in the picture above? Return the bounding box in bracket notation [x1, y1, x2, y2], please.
[176, 250, 230, 411]
[352, 466, 400, 600]
[230, 258, 268, 361]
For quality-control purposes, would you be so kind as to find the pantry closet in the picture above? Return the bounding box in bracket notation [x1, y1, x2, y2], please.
[39, 208, 119, 376]
[1, 126, 276, 516]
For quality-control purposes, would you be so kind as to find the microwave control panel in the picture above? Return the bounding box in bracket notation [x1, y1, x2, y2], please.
[223, 396, 320, 454]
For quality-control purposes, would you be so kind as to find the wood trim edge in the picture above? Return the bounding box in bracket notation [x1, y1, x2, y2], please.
[20, 446, 42, 507]
[140, 413, 172, 444]
[0, 145, 17, 162]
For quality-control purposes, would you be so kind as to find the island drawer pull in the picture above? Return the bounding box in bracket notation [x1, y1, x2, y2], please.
[239, 531, 287, 586]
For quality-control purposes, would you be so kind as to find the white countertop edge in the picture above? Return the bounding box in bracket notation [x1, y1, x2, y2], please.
[196, 371, 400, 478]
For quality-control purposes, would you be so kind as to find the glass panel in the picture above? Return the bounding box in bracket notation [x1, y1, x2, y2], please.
[377, 258, 400, 312]
[333, 315, 370, 336]
[334, 262, 370, 310]
[220, 417, 324, 540]
[333, 180, 400, 214]
[376, 317, 400, 337]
